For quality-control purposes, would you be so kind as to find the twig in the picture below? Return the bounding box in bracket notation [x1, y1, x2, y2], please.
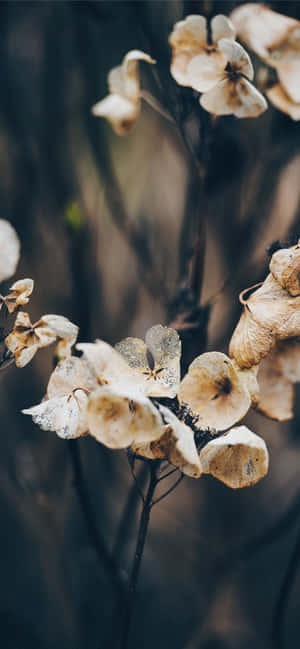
[157, 467, 178, 483]
[112, 462, 149, 560]
[68, 440, 124, 597]
[151, 473, 184, 507]
[271, 522, 300, 649]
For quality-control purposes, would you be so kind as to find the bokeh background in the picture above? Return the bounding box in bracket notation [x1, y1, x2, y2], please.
[0, 1, 300, 648]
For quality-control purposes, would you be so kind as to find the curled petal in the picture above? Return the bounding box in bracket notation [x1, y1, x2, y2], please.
[92, 94, 139, 135]
[86, 386, 163, 449]
[219, 38, 254, 79]
[133, 405, 202, 478]
[23, 392, 88, 439]
[266, 83, 300, 121]
[178, 352, 252, 431]
[211, 15, 235, 44]
[200, 425, 269, 488]
[0, 219, 20, 283]
[270, 240, 300, 295]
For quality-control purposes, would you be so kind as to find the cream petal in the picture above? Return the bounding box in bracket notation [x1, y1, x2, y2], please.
[0, 219, 20, 283]
[200, 425, 269, 488]
[200, 77, 267, 118]
[92, 94, 139, 135]
[211, 14, 235, 44]
[86, 385, 163, 449]
[178, 352, 251, 431]
[270, 240, 300, 295]
[14, 344, 39, 368]
[256, 350, 294, 421]
[23, 393, 88, 439]
[230, 4, 298, 61]
[234, 78, 268, 118]
[200, 79, 236, 116]
[38, 315, 78, 353]
[276, 61, 300, 104]
[76, 339, 137, 390]
[47, 357, 96, 399]
[7, 278, 34, 312]
[169, 15, 207, 49]
[266, 83, 300, 120]
[187, 51, 226, 92]
[219, 38, 254, 79]
[229, 308, 274, 369]
[122, 50, 155, 102]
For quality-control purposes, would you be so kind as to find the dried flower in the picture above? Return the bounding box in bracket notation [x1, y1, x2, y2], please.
[6, 311, 78, 367]
[199, 425, 269, 488]
[132, 405, 202, 478]
[199, 39, 267, 118]
[86, 384, 163, 449]
[0, 278, 34, 314]
[169, 14, 235, 91]
[178, 351, 256, 430]
[231, 4, 300, 116]
[0, 219, 20, 283]
[92, 50, 155, 135]
[256, 340, 300, 421]
[23, 357, 96, 438]
[270, 239, 300, 296]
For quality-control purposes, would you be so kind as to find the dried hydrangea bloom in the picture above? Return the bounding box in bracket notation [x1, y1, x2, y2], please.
[86, 385, 163, 449]
[270, 240, 300, 296]
[0, 219, 20, 282]
[0, 278, 34, 313]
[266, 84, 300, 121]
[92, 50, 155, 135]
[178, 351, 254, 431]
[23, 357, 95, 438]
[200, 425, 269, 488]
[115, 325, 181, 398]
[230, 275, 300, 369]
[169, 14, 235, 91]
[200, 39, 267, 118]
[133, 405, 202, 478]
[256, 340, 300, 421]
[231, 4, 300, 104]
[5, 311, 78, 367]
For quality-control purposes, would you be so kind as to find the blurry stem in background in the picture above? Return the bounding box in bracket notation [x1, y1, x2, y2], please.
[68, 440, 124, 599]
[271, 521, 300, 649]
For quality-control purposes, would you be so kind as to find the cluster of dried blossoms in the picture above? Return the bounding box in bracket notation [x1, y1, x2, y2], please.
[92, 4, 300, 133]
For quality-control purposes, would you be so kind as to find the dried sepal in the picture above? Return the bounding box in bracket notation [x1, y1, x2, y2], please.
[270, 240, 300, 296]
[256, 340, 300, 421]
[86, 385, 163, 449]
[133, 405, 202, 478]
[92, 50, 155, 135]
[169, 14, 235, 91]
[0, 219, 20, 283]
[200, 425, 269, 488]
[5, 311, 78, 367]
[115, 325, 181, 398]
[0, 278, 34, 313]
[178, 352, 252, 431]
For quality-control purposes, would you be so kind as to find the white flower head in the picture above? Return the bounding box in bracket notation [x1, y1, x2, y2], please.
[6, 311, 78, 367]
[0, 219, 20, 283]
[0, 278, 34, 314]
[23, 356, 96, 439]
[200, 425, 269, 488]
[92, 49, 155, 135]
[169, 14, 235, 91]
[200, 39, 267, 118]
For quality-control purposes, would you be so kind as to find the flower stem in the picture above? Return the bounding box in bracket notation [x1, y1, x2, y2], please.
[120, 461, 159, 649]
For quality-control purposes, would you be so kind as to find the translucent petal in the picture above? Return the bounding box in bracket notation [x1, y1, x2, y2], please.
[219, 38, 254, 79]
[187, 50, 226, 92]
[211, 15, 236, 44]
[23, 392, 88, 439]
[200, 79, 235, 116]
[47, 357, 96, 399]
[256, 350, 294, 421]
[178, 352, 251, 431]
[86, 385, 163, 449]
[200, 425, 269, 488]
[0, 219, 20, 282]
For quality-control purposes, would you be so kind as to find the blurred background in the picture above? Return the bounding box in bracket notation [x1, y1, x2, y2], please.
[0, 1, 300, 648]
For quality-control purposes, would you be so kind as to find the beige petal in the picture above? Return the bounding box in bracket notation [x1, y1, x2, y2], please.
[201, 76, 267, 118]
[133, 405, 202, 478]
[229, 308, 274, 369]
[0, 219, 20, 282]
[200, 425, 269, 488]
[276, 339, 300, 383]
[121, 50, 155, 102]
[230, 4, 299, 61]
[86, 385, 163, 449]
[5, 278, 34, 313]
[270, 240, 300, 295]
[14, 344, 39, 368]
[200, 78, 236, 116]
[187, 50, 227, 92]
[256, 349, 294, 421]
[276, 60, 300, 105]
[169, 15, 207, 86]
[38, 315, 78, 355]
[22, 392, 88, 439]
[234, 78, 268, 118]
[92, 94, 139, 135]
[47, 357, 96, 399]
[211, 15, 235, 44]
[266, 83, 300, 121]
[76, 340, 136, 390]
[219, 38, 254, 79]
[178, 352, 252, 431]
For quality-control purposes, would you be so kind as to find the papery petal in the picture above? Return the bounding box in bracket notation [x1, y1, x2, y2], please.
[6, 278, 34, 312]
[270, 240, 300, 295]
[169, 15, 207, 86]
[47, 357, 96, 399]
[121, 50, 155, 101]
[76, 339, 136, 389]
[256, 350, 294, 421]
[229, 309, 274, 369]
[145, 325, 181, 398]
[234, 78, 268, 118]
[178, 352, 252, 431]
[38, 315, 78, 353]
[0, 219, 20, 282]
[86, 385, 163, 449]
[277, 339, 300, 383]
[276, 61, 300, 104]
[219, 38, 254, 79]
[201, 75, 267, 119]
[211, 15, 235, 44]
[200, 425, 269, 488]
[200, 78, 235, 116]
[92, 94, 139, 135]
[14, 344, 38, 368]
[23, 392, 88, 439]
[266, 83, 300, 121]
[187, 50, 226, 92]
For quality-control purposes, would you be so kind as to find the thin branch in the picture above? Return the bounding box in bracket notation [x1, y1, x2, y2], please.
[112, 462, 149, 560]
[157, 467, 179, 483]
[151, 473, 184, 507]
